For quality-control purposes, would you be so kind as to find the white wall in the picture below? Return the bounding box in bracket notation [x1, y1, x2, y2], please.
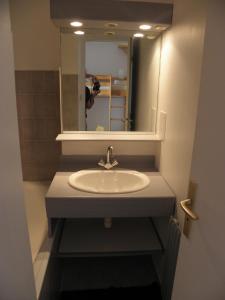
[85, 41, 128, 77]
[0, 1, 36, 299]
[23, 182, 49, 262]
[10, 0, 60, 70]
[157, 0, 207, 221]
[86, 99, 110, 131]
[173, 2, 225, 299]
[135, 37, 161, 132]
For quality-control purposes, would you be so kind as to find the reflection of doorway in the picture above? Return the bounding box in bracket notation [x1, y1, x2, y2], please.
[77, 38, 86, 131]
[84, 40, 129, 131]
[129, 38, 139, 131]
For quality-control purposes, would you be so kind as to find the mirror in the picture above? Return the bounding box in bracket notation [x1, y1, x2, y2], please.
[60, 29, 162, 132]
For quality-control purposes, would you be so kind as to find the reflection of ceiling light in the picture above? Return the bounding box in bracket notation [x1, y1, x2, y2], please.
[105, 23, 118, 28]
[74, 30, 85, 35]
[104, 31, 116, 36]
[147, 35, 156, 40]
[133, 33, 144, 38]
[155, 25, 167, 31]
[139, 24, 152, 30]
[70, 21, 83, 27]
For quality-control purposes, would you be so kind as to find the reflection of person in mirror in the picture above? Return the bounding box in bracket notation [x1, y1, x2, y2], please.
[85, 74, 101, 110]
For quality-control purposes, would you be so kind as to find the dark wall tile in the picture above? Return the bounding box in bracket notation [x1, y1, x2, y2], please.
[20, 140, 34, 164]
[15, 71, 33, 94]
[43, 71, 59, 94]
[34, 119, 60, 140]
[30, 71, 60, 94]
[32, 141, 61, 164]
[31, 71, 45, 93]
[17, 94, 35, 118]
[46, 119, 60, 139]
[22, 163, 59, 181]
[15, 70, 61, 180]
[34, 94, 60, 118]
[21, 119, 35, 140]
[62, 74, 78, 131]
[17, 118, 23, 140]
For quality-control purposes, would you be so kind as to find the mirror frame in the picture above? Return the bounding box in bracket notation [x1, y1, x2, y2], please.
[59, 32, 163, 139]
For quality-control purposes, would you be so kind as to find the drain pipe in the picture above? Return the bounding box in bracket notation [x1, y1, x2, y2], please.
[104, 217, 112, 229]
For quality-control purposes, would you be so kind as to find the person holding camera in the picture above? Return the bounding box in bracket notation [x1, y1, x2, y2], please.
[85, 74, 101, 109]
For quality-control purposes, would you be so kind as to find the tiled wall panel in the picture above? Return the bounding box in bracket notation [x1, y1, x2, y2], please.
[15, 71, 61, 180]
[62, 74, 78, 131]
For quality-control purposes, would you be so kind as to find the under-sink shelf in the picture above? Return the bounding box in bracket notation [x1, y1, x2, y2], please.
[57, 218, 163, 257]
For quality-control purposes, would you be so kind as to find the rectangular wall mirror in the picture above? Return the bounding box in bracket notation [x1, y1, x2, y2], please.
[60, 27, 162, 133]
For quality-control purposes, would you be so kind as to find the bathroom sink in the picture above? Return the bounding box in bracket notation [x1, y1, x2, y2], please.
[68, 169, 150, 194]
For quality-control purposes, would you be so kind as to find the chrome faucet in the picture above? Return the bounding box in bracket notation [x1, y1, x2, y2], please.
[98, 146, 119, 170]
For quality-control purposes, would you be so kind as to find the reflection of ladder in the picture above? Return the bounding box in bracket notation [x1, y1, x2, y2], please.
[94, 75, 112, 130]
[87, 75, 128, 131]
[110, 77, 128, 131]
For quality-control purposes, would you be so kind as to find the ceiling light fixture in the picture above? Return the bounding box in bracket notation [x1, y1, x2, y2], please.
[139, 24, 152, 30]
[104, 31, 116, 36]
[147, 35, 156, 40]
[74, 30, 85, 35]
[155, 25, 167, 31]
[70, 21, 83, 27]
[133, 33, 144, 38]
[105, 23, 118, 28]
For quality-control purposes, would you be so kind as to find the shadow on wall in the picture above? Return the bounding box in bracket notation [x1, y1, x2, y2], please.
[23, 181, 50, 262]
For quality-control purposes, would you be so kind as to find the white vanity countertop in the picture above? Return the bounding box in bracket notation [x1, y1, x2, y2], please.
[46, 171, 174, 200]
[45, 172, 175, 219]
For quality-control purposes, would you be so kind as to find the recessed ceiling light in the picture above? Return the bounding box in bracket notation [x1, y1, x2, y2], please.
[105, 23, 118, 28]
[139, 24, 152, 30]
[155, 25, 167, 31]
[104, 31, 116, 36]
[70, 21, 83, 27]
[74, 30, 85, 35]
[133, 33, 144, 38]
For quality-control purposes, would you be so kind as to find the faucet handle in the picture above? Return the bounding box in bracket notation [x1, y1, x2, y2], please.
[98, 159, 105, 168]
[111, 159, 119, 167]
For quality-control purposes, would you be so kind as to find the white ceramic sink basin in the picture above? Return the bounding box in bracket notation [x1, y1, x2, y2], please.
[68, 169, 150, 194]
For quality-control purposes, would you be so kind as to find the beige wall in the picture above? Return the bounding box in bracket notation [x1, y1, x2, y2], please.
[61, 34, 80, 131]
[61, 33, 79, 74]
[135, 37, 161, 132]
[10, 0, 60, 70]
[62, 140, 160, 156]
[10, 0, 61, 269]
[157, 0, 207, 220]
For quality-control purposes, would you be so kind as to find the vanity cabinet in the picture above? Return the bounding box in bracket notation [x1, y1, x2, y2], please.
[39, 215, 180, 300]
[41, 168, 178, 300]
[40, 217, 165, 300]
[45, 171, 175, 235]
[57, 218, 163, 256]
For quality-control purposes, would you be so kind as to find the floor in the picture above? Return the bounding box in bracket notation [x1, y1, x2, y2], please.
[60, 283, 162, 299]
[59, 255, 162, 299]
[23, 181, 50, 262]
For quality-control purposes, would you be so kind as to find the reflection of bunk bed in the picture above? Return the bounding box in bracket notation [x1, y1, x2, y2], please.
[86, 75, 128, 130]
[111, 77, 128, 131]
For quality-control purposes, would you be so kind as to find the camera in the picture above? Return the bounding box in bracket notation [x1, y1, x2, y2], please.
[92, 78, 101, 92]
